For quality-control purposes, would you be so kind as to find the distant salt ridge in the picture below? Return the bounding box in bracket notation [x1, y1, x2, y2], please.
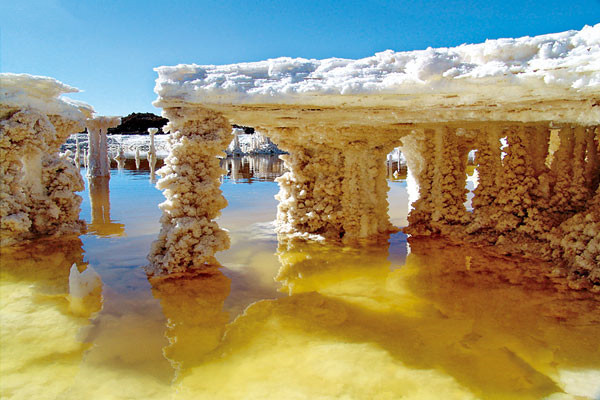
[0, 73, 94, 120]
[155, 24, 600, 106]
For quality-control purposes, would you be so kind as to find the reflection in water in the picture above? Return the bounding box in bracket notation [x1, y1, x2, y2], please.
[2, 162, 600, 400]
[87, 176, 125, 237]
[167, 236, 600, 399]
[149, 266, 230, 375]
[0, 237, 103, 399]
[220, 155, 286, 182]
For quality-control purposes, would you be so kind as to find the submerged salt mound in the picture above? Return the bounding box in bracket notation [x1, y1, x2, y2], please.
[155, 25, 599, 111]
[0, 73, 92, 246]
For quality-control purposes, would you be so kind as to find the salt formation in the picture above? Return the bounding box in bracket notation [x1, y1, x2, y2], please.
[74, 135, 82, 166]
[68, 263, 103, 317]
[135, 147, 141, 169]
[147, 107, 232, 274]
[154, 25, 599, 285]
[86, 116, 120, 177]
[114, 146, 126, 170]
[147, 127, 158, 175]
[0, 73, 92, 246]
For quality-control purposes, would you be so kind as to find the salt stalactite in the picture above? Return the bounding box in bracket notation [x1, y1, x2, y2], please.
[268, 126, 400, 240]
[401, 123, 599, 290]
[114, 146, 126, 170]
[0, 73, 92, 246]
[549, 127, 600, 291]
[402, 127, 472, 235]
[87, 176, 125, 237]
[135, 147, 141, 169]
[401, 129, 439, 235]
[147, 107, 232, 275]
[86, 116, 120, 178]
[83, 148, 88, 168]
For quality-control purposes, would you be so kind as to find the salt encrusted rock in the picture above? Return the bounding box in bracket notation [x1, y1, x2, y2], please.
[147, 107, 232, 274]
[0, 73, 92, 246]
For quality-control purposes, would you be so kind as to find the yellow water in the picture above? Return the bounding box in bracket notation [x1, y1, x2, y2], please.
[1, 160, 599, 400]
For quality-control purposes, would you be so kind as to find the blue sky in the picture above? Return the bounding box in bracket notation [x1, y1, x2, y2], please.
[2, 0, 599, 116]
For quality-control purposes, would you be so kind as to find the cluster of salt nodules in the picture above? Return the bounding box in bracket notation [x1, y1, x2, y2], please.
[0, 73, 93, 246]
[146, 107, 233, 275]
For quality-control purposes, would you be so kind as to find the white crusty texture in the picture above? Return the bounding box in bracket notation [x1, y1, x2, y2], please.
[269, 126, 399, 240]
[147, 107, 232, 274]
[155, 24, 599, 109]
[1, 73, 93, 120]
[402, 123, 600, 291]
[0, 74, 90, 246]
[86, 116, 121, 178]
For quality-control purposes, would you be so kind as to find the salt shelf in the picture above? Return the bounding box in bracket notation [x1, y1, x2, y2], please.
[0, 73, 92, 246]
[152, 25, 600, 290]
[155, 24, 600, 126]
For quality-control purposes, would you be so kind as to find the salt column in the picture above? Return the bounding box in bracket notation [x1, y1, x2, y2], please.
[74, 135, 81, 167]
[86, 116, 121, 178]
[114, 146, 126, 170]
[135, 147, 141, 169]
[148, 127, 158, 178]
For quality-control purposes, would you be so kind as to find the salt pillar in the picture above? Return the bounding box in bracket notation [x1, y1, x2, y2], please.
[74, 135, 81, 167]
[114, 146, 126, 170]
[135, 147, 141, 169]
[86, 116, 120, 178]
[147, 107, 232, 275]
[147, 127, 158, 176]
[0, 109, 86, 246]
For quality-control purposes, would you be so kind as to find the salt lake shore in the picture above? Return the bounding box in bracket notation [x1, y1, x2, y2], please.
[1, 23, 599, 288]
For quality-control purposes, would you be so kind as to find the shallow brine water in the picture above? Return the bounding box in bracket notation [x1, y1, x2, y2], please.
[1, 156, 599, 400]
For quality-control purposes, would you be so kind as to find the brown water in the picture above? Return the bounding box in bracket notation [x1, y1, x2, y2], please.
[1, 156, 599, 400]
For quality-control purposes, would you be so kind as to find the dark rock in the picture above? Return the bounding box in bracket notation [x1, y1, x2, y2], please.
[107, 113, 169, 135]
[232, 124, 255, 135]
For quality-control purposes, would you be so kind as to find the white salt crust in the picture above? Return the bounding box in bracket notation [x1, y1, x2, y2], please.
[1, 74, 92, 246]
[155, 24, 599, 125]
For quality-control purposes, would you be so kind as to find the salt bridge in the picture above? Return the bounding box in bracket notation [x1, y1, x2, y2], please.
[147, 25, 599, 290]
